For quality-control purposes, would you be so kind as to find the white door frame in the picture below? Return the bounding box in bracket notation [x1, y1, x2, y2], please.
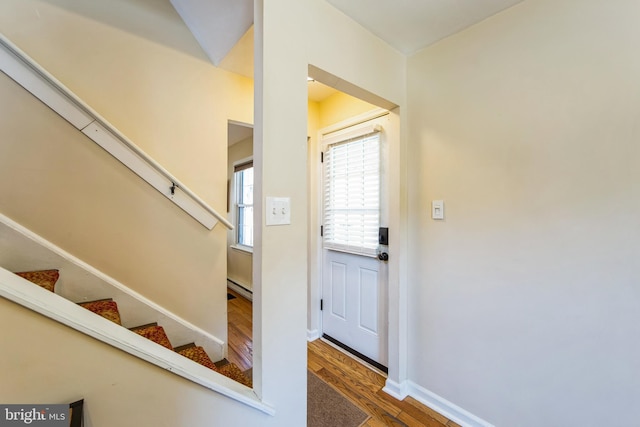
[308, 107, 406, 394]
[320, 112, 389, 370]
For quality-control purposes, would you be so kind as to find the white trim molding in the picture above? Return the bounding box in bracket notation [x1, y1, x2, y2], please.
[307, 329, 320, 342]
[0, 33, 232, 231]
[406, 381, 495, 427]
[227, 279, 253, 301]
[382, 378, 409, 401]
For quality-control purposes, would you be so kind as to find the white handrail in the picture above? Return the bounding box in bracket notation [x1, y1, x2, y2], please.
[0, 33, 233, 231]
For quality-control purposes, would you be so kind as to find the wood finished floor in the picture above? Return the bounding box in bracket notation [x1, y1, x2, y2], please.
[227, 289, 253, 372]
[227, 288, 459, 427]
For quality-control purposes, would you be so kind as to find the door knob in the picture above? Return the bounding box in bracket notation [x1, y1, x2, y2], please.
[378, 252, 389, 261]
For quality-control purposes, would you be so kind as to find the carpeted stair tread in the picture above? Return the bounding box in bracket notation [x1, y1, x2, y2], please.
[176, 346, 218, 371]
[14, 269, 59, 292]
[78, 299, 122, 325]
[218, 363, 252, 388]
[131, 325, 173, 350]
[176, 346, 252, 387]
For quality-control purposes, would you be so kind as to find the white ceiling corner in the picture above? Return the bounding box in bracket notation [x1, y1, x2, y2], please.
[325, 0, 525, 54]
[170, 0, 253, 65]
[228, 122, 253, 146]
[218, 25, 254, 79]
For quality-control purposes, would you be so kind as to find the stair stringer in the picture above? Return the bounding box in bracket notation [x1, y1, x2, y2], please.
[0, 213, 270, 414]
[0, 213, 224, 361]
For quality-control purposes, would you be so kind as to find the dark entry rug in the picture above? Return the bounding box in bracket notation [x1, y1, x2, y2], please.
[307, 370, 368, 427]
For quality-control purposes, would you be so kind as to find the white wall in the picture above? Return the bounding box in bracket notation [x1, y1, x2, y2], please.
[407, 0, 640, 425]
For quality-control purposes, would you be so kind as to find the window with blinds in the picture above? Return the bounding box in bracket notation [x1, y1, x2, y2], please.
[323, 131, 380, 257]
[234, 161, 253, 247]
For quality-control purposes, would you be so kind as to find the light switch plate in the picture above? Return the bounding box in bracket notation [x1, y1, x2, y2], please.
[266, 197, 291, 226]
[432, 200, 444, 220]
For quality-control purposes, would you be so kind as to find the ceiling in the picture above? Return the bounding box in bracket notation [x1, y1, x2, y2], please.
[170, 0, 253, 65]
[307, 80, 340, 102]
[325, 0, 524, 54]
[228, 122, 253, 146]
[172, 0, 524, 97]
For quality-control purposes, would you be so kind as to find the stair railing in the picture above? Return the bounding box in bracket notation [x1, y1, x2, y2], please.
[0, 33, 232, 231]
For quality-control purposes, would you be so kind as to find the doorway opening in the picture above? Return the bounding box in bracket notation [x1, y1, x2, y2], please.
[226, 120, 254, 372]
[307, 66, 400, 376]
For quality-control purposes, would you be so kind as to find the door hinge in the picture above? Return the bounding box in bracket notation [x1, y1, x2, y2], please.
[320, 299, 323, 311]
[321, 152, 324, 163]
[320, 225, 323, 237]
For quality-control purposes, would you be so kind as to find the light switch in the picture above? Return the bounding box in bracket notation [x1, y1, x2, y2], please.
[266, 197, 291, 226]
[432, 200, 444, 220]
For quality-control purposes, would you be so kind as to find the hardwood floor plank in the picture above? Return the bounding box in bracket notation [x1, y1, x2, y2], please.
[226, 290, 253, 370]
[361, 418, 387, 427]
[308, 341, 386, 391]
[404, 397, 451, 426]
[397, 410, 447, 427]
[307, 357, 324, 373]
[377, 392, 447, 427]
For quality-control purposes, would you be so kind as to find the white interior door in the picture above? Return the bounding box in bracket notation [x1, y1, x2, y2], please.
[321, 114, 389, 369]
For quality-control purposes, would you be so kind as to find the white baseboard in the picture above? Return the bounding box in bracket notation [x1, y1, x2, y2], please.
[407, 381, 495, 427]
[307, 329, 320, 341]
[227, 280, 252, 301]
[382, 379, 409, 400]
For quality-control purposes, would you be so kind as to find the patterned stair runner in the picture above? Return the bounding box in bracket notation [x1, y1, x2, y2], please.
[78, 299, 122, 325]
[14, 270, 251, 387]
[218, 363, 252, 388]
[130, 324, 174, 350]
[176, 345, 219, 371]
[177, 345, 252, 388]
[14, 269, 59, 292]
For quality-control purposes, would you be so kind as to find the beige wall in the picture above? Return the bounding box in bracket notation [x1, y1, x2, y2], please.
[0, 0, 253, 340]
[227, 136, 254, 290]
[407, 0, 640, 425]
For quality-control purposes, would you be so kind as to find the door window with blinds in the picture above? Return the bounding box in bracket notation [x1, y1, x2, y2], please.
[323, 127, 381, 257]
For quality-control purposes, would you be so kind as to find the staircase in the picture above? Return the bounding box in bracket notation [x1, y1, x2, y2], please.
[14, 268, 252, 388]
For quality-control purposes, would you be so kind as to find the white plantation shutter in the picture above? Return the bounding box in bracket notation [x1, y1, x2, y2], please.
[323, 130, 380, 257]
